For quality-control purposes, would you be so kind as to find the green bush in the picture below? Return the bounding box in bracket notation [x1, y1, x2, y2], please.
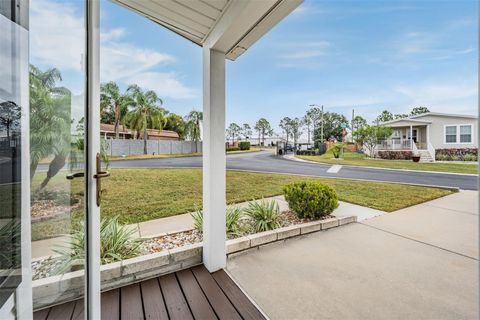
[191, 206, 244, 237]
[244, 199, 282, 232]
[330, 143, 344, 159]
[463, 153, 477, 161]
[283, 181, 339, 219]
[239, 141, 251, 150]
[226, 147, 240, 152]
[436, 154, 450, 161]
[53, 216, 140, 274]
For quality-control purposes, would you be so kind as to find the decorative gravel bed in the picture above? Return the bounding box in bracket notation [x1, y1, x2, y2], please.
[31, 200, 82, 223]
[32, 211, 332, 280]
[141, 211, 332, 254]
[32, 257, 64, 280]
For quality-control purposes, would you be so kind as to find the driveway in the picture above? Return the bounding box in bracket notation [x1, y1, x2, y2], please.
[226, 191, 479, 319]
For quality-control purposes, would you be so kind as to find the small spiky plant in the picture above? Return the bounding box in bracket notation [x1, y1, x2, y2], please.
[190, 206, 245, 238]
[53, 216, 140, 274]
[244, 199, 282, 232]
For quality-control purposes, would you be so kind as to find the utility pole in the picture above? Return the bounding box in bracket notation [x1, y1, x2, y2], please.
[320, 105, 324, 142]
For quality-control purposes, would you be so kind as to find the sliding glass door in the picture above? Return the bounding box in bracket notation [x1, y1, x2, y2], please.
[1, 0, 101, 318]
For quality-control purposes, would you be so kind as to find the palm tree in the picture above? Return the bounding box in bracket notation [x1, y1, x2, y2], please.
[185, 110, 203, 152]
[29, 65, 71, 185]
[125, 84, 165, 154]
[100, 82, 131, 138]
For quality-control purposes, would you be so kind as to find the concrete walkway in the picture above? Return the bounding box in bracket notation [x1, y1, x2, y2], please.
[32, 196, 385, 258]
[227, 191, 478, 319]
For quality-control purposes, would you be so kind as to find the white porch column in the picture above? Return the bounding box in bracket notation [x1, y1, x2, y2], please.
[202, 47, 226, 272]
[426, 125, 430, 145]
[410, 125, 413, 150]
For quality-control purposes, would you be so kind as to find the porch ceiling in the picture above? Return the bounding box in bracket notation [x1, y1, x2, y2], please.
[111, 0, 303, 60]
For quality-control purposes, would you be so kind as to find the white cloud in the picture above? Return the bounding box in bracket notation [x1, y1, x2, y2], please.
[30, 0, 195, 100]
[278, 40, 331, 62]
[393, 81, 477, 114]
[393, 28, 476, 61]
[30, 0, 85, 71]
[125, 72, 196, 99]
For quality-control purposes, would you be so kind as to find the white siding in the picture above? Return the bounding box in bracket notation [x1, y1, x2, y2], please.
[415, 115, 477, 149]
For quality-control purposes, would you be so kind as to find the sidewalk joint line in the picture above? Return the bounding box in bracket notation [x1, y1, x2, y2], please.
[422, 204, 478, 216]
[358, 222, 478, 261]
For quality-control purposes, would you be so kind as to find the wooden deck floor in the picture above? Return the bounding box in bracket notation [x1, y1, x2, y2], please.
[33, 265, 265, 320]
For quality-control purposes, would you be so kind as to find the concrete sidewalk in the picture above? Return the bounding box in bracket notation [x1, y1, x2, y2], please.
[32, 196, 386, 258]
[227, 191, 479, 319]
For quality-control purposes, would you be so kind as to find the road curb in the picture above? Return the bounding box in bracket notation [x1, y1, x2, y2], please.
[229, 168, 461, 192]
[286, 155, 478, 177]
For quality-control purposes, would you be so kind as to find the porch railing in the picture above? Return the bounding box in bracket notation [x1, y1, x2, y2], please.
[377, 139, 412, 150]
[415, 142, 427, 150]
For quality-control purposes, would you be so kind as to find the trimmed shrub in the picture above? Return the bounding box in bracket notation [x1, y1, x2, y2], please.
[226, 147, 240, 152]
[463, 153, 477, 161]
[244, 199, 282, 232]
[435, 148, 478, 161]
[283, 181, 339, 219]
[377, 150, 412, 160]
[239, 141, 251, 150]
[330, 143, 344, 158]
[296, 150, 317, 156]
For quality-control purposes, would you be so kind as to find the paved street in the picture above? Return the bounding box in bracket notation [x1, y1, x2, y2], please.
[227, 191, 479, 319]
[105, 151, 478, 190]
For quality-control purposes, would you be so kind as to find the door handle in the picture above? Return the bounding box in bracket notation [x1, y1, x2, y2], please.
[66, 172, 84, 180]
[65, 154, 110, 206]
[95, 153, 110, 206]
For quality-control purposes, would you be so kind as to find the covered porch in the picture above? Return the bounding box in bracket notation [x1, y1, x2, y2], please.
[31, 0, 303, 318]
[378, 119, 432, 151]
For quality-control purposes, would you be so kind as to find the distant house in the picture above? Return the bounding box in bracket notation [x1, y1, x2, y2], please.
[100, 123, 132, 139]
[379, 112, 477, 161]
[145, 128, 180, 141]
[100, 123, 180, 141]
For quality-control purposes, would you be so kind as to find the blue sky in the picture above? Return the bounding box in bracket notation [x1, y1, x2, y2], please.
[31, 0, 477, 132]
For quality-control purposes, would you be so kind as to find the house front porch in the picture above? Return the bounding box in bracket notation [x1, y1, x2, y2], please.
[376, 120, 436, 161]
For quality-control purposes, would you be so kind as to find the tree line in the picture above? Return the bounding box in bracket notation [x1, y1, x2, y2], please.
[226, 106, 430, 148]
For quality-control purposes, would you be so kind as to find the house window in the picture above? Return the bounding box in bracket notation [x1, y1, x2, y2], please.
[445, 126, 457, 143]
[460, 125, 472, 143]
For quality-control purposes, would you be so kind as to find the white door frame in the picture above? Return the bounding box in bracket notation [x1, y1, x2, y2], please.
[85, 0, 101, 318]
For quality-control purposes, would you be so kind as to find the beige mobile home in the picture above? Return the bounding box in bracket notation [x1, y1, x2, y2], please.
[379, 112, 478, 161]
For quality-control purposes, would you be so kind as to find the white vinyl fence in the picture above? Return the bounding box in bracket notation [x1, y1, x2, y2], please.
[103, 139, 202, 156]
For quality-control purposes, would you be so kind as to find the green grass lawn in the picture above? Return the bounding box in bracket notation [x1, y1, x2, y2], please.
[297, 150, 478, 174]
[30, 168, 455, 240]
